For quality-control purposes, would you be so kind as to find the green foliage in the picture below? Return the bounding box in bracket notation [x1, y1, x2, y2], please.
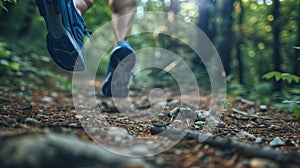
[0, 0, 16, 11]
[295, 108, 300, 118]
[263, 71, 300, 117]
[0, 39, 72, 97]
[263, 71, 300, 84]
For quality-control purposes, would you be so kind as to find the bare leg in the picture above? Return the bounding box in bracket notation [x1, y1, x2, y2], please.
[109, 0, 136, 43]
[74, 0, 95, 15]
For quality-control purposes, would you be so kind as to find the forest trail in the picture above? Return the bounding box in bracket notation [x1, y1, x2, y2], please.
[0, 84, 299, 168]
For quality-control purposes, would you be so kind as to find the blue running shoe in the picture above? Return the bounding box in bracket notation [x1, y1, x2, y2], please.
[36, 0, 91, 71]
[102, 41, 136, 98]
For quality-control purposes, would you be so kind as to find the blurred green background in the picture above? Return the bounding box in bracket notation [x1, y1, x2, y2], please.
[0, 0, 299, 113]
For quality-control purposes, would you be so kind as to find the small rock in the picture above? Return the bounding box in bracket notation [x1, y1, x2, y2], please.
[236, 131, 256, 140]
[37, 110, 44, 113]
[18, 105, 32, 110]
[269, 137, 285, 147]
[249, 158, 278, 168]
[24, 117, 41, 125]
[113, 136, 122, 143]
[196, 110, 210, 120]
[268, 125, 282, 131]
[259, 105, 267, 112]
[50, 92, 58, 97]
[9, 118, 19, 127]
[150, 123, 167, 135]
[68, 123, 78, 127]
[107, 127, 128, 142]
[0, 119, 9, 127]
[130, 144, 149, 155]
[167, 99, 179, 105]
[36, 114, 48, 119]
[75, 114, 84, 119]
[255, 137, 263, 144]
[174, 149, 182, 155]
[194, 121, 206, 125]
[154, 101, 167, 108]
[285, 140, 296, 146]
[168, 107, 180, 117]
[52, 115, 65, 119]
[158, 113, 165, 120]
[41, 96, 53, 102]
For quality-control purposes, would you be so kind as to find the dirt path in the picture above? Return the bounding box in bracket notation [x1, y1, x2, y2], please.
[0, 84, 299, 168]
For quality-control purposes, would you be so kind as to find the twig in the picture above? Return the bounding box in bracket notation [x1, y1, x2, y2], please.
[232, 108, 273, 120]
[237, 97, 255, 105]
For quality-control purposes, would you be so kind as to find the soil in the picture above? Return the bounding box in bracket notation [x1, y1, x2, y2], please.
[0, 83, 299, 168]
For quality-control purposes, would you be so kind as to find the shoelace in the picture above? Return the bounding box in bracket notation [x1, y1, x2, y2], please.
[83, 27, 93, 42]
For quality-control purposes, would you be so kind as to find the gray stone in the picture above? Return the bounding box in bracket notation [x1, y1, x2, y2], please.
[130, 144, 149, 156]
[255, 137, 263, 144]
[24, 118, 41, 125]
[270, 137, 285, 147]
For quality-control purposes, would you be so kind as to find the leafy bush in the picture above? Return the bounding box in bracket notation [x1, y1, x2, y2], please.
[263, 71, 300, 118]
[263, 71, 300, 84]
[0, 39, 72, 98]
[0, 0, 16, 11]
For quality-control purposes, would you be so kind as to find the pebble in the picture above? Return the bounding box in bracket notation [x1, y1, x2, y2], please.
[158, 113, 165, 120]
[150, 124, 167, 135]
[37, 110, 44, 113]
[9, 118, 19, 127]
[196, 110, 210, 120]
[52, 115, 65, 119]
[50, 92, 58, 97]
[285, 140, 296, 146]
[41, 96, 53, 102]
[18, 105, 32, 110]
[167, 99, 179, 105]
[194, 121, 206, 125]
[174, 149, 182, 155]
[75, 114, 84, 119]
[107, 127, 129, 142]
[168, 107, 180, 117]
[259, 105, 267, 112]
[0, 119, 9, 127]
[255, 137, 263, 144]
[36, 114, 48, 119]
[24, 117, 41, 125]
[68, 123, 78, 127]
[130, 144, 149, 155]
[249, 158, 278, 168]
[269, 137, 285, 147]
[236, 131, 256, 140]
[154, 101, 167, 108]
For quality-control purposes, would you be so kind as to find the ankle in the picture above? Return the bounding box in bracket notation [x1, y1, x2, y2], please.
[74, 0, 95, 15]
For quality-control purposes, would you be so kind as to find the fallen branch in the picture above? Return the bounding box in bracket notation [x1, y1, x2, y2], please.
[0, 131, 147, 168]
[151, 125, 300, 166]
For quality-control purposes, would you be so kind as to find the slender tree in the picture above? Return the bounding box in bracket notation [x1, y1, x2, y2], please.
[215, 0, 236, 75]
[272, 0, 282, 91]
[294, 0, 300, 75]
[235, 0, 244, 84]
[196, 0, 215, 41]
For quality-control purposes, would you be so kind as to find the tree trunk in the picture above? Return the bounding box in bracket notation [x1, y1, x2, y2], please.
[215, 0, 235, 75]
[272, 0, 282, 91]
[294, 0, 300, 75]
[196, 0, 215, 41]
[236, 0, 244, 84]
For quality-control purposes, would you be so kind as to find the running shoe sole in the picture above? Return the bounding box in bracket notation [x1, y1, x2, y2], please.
[102, 44, 136, 98]
[36, 0, 85, 71]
